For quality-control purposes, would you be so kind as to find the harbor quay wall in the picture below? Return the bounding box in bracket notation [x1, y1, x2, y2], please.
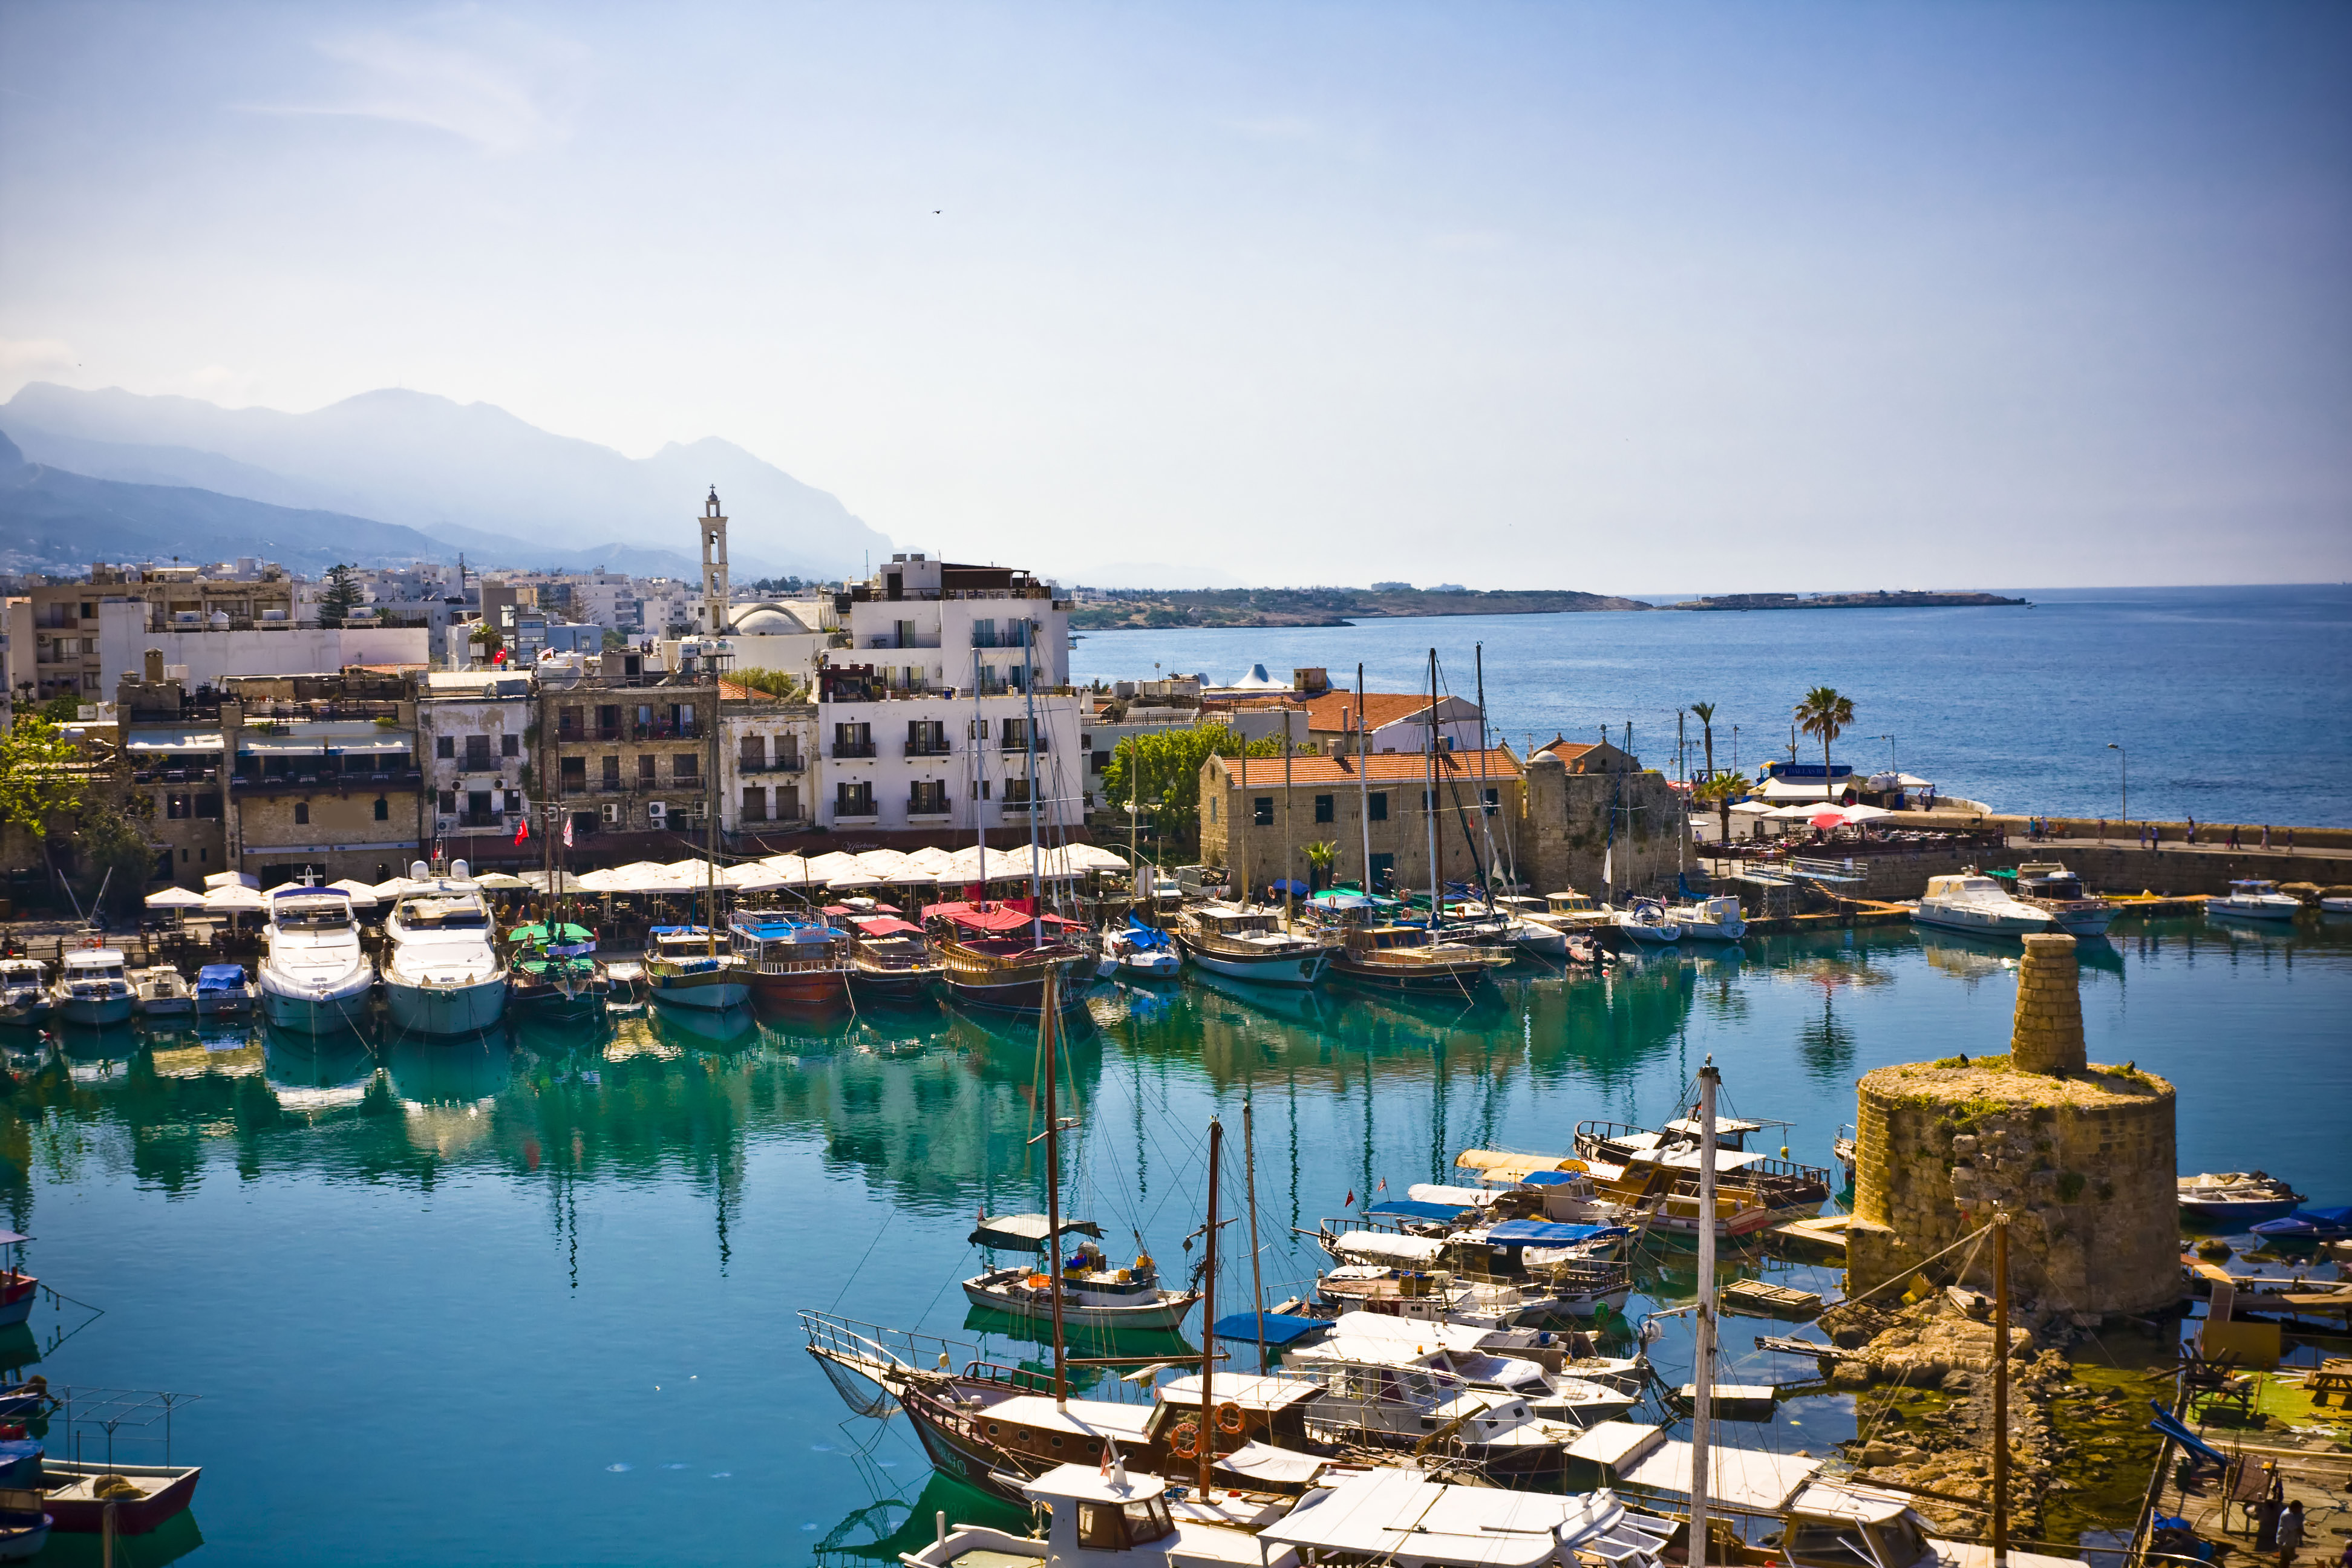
[1717, 843, 2352, 903]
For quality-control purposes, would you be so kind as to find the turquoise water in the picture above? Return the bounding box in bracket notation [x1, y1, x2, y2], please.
[8, 912, 2350, 1564]
[1072, 584, 2352, 827]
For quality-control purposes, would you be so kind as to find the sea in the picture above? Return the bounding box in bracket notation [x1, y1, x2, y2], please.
[10, 580, 2350, 1564]
[1071, 584, 2352, 828]
[15, 913, 2351, 1564]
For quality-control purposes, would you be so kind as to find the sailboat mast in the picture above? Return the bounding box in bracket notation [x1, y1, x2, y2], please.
[1691, 1057, 1720, 1568]
[1042, 967, 1068, 1407]
[1244, 1099, 1266, 1372]
[1024, 628, 1042, 948]
[1993, 1212, 2010, 1568]
[1475, 643, 1497, 910]
[1356, 662, 1372, 892]
[1198, 1117, 1223, 1495]
[1281, 708, 1294, 929]
[706, 653, 720, 956]
[1424, 648, 1440, 947]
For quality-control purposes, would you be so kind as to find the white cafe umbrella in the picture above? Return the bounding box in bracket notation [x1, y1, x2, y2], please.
[1728, 799, 1777, 816]
[203, 871, 260, 891]
[203, 883, 266, 913]
[1839, 803, 1893, 823]
[902, 845, 955, 871]
[145, 887, 207, 910]
[327, 878, 382, 908]
[801, 851, 863, 883]
[724, 862, 787, 890]
[474, 871, 533, 890]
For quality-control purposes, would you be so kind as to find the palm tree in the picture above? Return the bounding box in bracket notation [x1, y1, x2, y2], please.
[1302, 839, 1338, 892]
[1794, 687, 1855, 803]
[1694, 771, 1745, 847]
[1690, 702, 1717, 779]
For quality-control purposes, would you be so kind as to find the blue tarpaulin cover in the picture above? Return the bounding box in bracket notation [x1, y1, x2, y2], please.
[1367, 1200, 1475, 1223]
[2251, 1205, 2352, 1238]
[1211, 1311, 1327, 1346]
[1518, 1169, 1583, 1186]
[1480, 1220, 1632, 1245]
[195, 964, 248, 990]
[2148, 1403, 2230, 1466]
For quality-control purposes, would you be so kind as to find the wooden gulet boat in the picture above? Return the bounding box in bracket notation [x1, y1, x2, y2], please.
[929, 906, 1089, 1012]
[1327, 921, 1512, 991]
[648, 668, 753, 1014]
[505, 921, 612, 1021]
[730, 912, 853, 1013]
[841, 915, 946, 999]
[1172, 903, 1330, 987]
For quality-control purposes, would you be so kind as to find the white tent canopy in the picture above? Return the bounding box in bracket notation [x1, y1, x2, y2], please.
[203, 871, 260, 890]
[327, 878, 382, 907]
[203, 883, 265, 912]
[144, 887, 208, 909]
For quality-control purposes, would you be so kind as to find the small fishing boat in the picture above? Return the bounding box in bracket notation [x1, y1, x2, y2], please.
[129, 967, 195, 1019]
[2011, 862, 2115, 936]
[642, 926, 753, 1011]
[1834, 1125, 1858, 1187]
[1327, 924, 1511, 991]
[730, 912, 853, 1012]
[34, 1461, 201, 1535]
[2178, 1171, 2305, 1226]
[505, 923, 611, 1021]
[2251, 1205, 2352, 1243]
[0, 1233, 36, 1329]
[963, 1232, 1201, 1331]
[2208, 878, 2302, 921]
[257, 882, 376, 1035]
[1908, 871, 2056, 937]
[1172, 903, 1330, 987]
[49, 947, 134, 1028]
[841, 915, 945, 999]
[0, 963, 50, 1030]
[2320, 894, 2352, 916]
[1099, 917, 1181, 979]
[0, 1476, 45, 1562]
[1610, 898, 1682, 946]
[192, 964, 255, 1018]
[381, 864, 508, 1036]
[1285, 1331, 1636, 1428]
[1574, 1115, 1834, 1217]
[1665, 893, 1747, 942]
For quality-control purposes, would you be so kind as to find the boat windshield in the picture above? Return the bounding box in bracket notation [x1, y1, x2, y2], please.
[399, 895, 488, 929]
[276, 900, 355, 930]
[2232, 881, 2278, 895]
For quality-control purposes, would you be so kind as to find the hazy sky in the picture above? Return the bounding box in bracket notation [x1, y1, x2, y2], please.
[2, 2, 2346, 591]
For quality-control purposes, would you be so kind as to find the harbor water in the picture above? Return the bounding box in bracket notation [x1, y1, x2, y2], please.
[1072, 583, 2352, 828]
[11, 912, 2350, 1564]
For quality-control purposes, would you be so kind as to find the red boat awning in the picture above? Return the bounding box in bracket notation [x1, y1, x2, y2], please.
[928, 901, 1082, 935]
[850, 916, 923, 937]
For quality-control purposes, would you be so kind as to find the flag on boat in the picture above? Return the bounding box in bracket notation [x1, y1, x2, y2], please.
[1344, 1189, 1354, 1207]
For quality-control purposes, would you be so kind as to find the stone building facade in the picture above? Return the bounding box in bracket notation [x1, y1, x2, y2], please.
[1847, 933, 2178, 1315]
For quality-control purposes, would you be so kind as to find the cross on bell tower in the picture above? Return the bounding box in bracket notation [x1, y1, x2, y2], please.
[699, 486, 730, 636]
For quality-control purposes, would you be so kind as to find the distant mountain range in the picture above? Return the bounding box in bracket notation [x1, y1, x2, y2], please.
[0, 382, 894, 580]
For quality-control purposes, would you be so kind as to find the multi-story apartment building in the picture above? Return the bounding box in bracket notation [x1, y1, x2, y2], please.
[720, 689, 818, 841]
[566, 573, 644, 634]
[531, 650, 721, 858]
[812, 555, 1083, 838]
[218, 673, 428, 886]
[116, 659, 228, 887]
[416, 671, 534, 865]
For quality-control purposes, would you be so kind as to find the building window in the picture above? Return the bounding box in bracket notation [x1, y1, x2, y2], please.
[742, 786, 768, 822]
[1004, 778, 1031, 806]
[910, 780, 949, 815]
[604, 756, 622, 786]
[294, 802, 310, 825]
[167, 792, 192, 819]
[1483, 786, 1500, 815]
[440, 789, 459, 813]
[1315, 793, 1334, 823]
[1253, 797, 1273, 827]
[1208, 798, 1216, 823]
[196, 793, 221, 818]
[374, 796, 390, 821]
[1368, 792, 1388, 822]
[1423, 789, 1436, 812]
[501, 733, 519, 757]
[638, 754, 656, 783]
[967, 716, 989, 739]
[505, 789, 522, 814]
[674, 753, 698, 781]
[835, 781, 875, 816]
[971, 778, 991, 800]
[436, 735, 456, 759]
[465, 734, 492, 769]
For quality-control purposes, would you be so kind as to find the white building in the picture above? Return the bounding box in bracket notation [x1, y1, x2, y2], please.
[720, 697, 818, 837]
[87, 601, 430, 690]
[415, 671, 534, 845]
[814, 554, 1083, 835]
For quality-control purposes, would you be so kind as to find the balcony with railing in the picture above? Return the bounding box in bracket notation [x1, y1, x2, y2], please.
[904, 737, 953, 757]
[998, 736, 1048, 754]
[633, 720, 700, 742]
[459, 811, 505, 829]
[738, 754, 807, 773]
[232, 768, 422, 795]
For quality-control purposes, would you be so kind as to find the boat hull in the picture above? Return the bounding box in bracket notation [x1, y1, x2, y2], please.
[745, 967, 854, 1012]
[193, 990, 253, 1017]
[961, 1278, 1200, 1331]
[53, 995, 134, 1027]
[259, 977, 373, 1036]
[847, 964, 943, 1001]
[0, 1002, 51, 1030]
[647, 969, 752, 1010]
[1910, 907, 2052, 936]
[0, 1277, 34, 1328]
[2209, 900, 2299, 922]
[1174, 936, 1327, 988]
[37, 1462, 200, 1535]
[384, 973, 508, 1037]
[1676, 923, 1747, 943]
[1611, 921, 1681, 946]
[2180, 1198, 2301, 1226]
[509, 979, 610, 1022]
[1328, 955, 1494, 991]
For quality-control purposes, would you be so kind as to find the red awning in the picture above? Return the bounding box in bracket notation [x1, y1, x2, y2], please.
[928, 901, 1082, 934]
[850, 916, 924, 937]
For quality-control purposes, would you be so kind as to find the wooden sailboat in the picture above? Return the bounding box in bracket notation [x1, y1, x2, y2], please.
[645, 655, 750, 1011]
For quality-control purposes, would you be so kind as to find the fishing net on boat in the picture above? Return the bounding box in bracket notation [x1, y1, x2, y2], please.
[817, 1356, 898, 1421]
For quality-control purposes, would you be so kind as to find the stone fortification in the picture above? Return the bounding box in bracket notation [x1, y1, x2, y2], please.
[1847, 933, 2177, 1315]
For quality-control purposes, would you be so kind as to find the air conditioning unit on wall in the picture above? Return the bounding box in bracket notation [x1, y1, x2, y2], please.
[645, 800, 667, 825]
[601, 803, 621, 824]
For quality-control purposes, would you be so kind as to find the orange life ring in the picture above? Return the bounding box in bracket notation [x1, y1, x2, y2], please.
[1166, 1420, 1200, 1459]
[1215, 1400, 1245, 1435]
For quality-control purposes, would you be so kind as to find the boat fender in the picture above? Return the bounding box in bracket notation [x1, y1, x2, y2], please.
[1167, 1419, 1200, 1459]
[1027, 1272, 1051, 1289]
[1215, 1401, 1246, 1435]
[1116, 1269, 1132, 1282]
[1135, 1253, 1152, 1272]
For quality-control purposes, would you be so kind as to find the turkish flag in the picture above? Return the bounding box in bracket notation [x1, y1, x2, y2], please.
[514, 814, 529, 847]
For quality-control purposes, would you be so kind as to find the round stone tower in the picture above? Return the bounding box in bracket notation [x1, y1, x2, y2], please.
[1847, 933, 2177, 1315]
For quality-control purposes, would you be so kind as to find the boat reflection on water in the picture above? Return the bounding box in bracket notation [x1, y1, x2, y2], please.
[263, 1028, 380, 1114]
[1186, 967, 1341, 1030]
[54, 1024, 140, 1083]
[815, 1471, 1026, 1568]
[384, 1033, 512, 1105]
[645, 1000, 758, 1047]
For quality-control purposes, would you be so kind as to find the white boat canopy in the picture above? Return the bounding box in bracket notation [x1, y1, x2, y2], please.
[1328, 1230, 1446, 1266]
[1455, 1149, 1574, 1182]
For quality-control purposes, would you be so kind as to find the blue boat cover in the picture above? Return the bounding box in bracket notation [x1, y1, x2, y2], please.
[1123, 916, 1173, 949]
[2148, 1403, 2229, 1466]
[1518, 1169, 1583, 1186]
[1210, 1310, 1327, 1346]
[195, 964, 247, 989]
[1367, 1200, 1475, 1223]
[2252, 1205, 2352, 1237]
[1481, 1220, 1632, 1245]
[648, 925, 715, 936]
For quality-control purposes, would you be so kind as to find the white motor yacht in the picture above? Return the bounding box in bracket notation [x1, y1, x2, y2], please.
[1908, 871, 2055, 937]
[1286, 1330, 1637, 1428]
[381, 861, 508, 1037]
[2208, 879, 2302, 922]
[1609, 898, 1681, 945]
[51, 946, 135, 1027]
[259, 884, 377, 1034]
[130, 966, 195, 1019]
[1665, 893, 1748, 942]
[0, 961, 51, 1029]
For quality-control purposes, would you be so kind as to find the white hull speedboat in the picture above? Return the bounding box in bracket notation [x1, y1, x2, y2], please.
[51, 947, 135, 1027]
[1505, 918, 1568, 958]
[1610, 901, 1681, 944]
[2209, 880, 2301, 921]
[2319, 897, 2352, 916]
[131, 967, 196, 1018]
[1909, 872, 2055, 936]
[260, 883, 377, 1036]
[0, 961, 53, 1029]
[381, 866, 508, 1037]
[1667, 895, 1748, 942]
[1183, 944, 1327, 985]
[1099, 925, 1183, 979]
[961, 1268, 1200, 1330]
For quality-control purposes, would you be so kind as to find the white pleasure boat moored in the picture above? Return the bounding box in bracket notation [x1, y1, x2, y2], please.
[1665, 893, 1748, 942]
[2207, 878, 2302, 922]
[381, 861, 508, 1036]
[1907, 871, 2056, 937]
[51, 946, 135, 1027]
[258, 884, 377, 1034]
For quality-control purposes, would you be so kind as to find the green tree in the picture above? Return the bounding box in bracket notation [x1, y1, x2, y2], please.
[1795, 687, 1855, 798]
[1694, 770, 1746, 848]
[319, 564, 363, 627]
[467, 621, 505, 664]
[601, 627, 630, 652]
[1099, 724, 1284, 851]
[0, 714, 87, 839]
[1690, 701, 1717, 779]
[730, 667, 809, 702]
[74, 800, 158, 913]
[1302, 839, 1338, 891]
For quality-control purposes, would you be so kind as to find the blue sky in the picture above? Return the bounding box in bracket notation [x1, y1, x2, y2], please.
[1, 2, 2345, 590]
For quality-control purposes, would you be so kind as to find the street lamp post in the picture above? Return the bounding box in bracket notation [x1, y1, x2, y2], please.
[2108, 743, 2126, 836]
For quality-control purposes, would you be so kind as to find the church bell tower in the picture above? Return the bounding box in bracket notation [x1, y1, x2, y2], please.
[698, 487, 730, 636]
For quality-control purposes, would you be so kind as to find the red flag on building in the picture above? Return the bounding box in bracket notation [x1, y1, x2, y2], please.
[514, 813, 529, 847]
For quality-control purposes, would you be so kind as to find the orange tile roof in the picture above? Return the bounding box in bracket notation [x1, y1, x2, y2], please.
[1298, 691, 1440, 731]
[1536, 738, 1599, 762]
[1210, 746, 1521, 787]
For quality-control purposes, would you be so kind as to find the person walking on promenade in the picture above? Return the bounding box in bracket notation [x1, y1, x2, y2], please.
[2262, 824, 2272, 850]
[2230, 825, 2241, 850]
[2277, 1498, 2303, 1567]
[2187, 815, 2198, 844]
